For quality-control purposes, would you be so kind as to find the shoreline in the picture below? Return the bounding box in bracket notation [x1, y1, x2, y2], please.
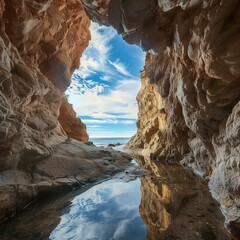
[0, 149, 235, 240]
[0, 139, 237, 239]
[0, 139, 133, 224]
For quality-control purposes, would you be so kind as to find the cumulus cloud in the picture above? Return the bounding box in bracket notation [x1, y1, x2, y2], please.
[66, 21, 145, 137]
[68, 78, 140, 119]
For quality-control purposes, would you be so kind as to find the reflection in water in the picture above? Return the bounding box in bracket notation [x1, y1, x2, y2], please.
[137, 156, 231, 240]
[50, 179, 146, 240]
[0, 156, 233, 240]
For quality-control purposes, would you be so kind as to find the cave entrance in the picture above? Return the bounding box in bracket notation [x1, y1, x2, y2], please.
[66, 22, 145, 141]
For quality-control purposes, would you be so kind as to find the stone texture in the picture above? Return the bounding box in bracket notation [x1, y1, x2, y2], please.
[0, 0, 91, 222]
[1, 0, 240, 236]
[0, 139, 132, 223]
[81, 0, 240, 235]
[59, 97, 89, 142]
[0, 0, 90, 160]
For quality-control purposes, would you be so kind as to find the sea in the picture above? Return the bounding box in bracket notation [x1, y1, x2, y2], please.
[90, 137, 130, 148]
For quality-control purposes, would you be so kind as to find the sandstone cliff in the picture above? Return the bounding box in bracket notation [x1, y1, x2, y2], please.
[1, 0, 240, 236]
[59, 97, 89, 141]
[0, 0, 90, 161]
[0, 0, 92, 222]
[82, 0, 240, 234]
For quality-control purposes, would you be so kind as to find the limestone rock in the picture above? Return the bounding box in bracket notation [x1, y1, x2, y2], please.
[0, 0, 90, 160]
[0, 0, 90, 222]
[82, 0, 240, 235]
[59, 97, 89, 142]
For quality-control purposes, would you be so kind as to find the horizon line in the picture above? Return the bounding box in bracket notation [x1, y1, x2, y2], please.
[89, 136, 132, 139]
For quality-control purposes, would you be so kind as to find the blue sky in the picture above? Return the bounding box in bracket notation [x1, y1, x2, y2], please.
[67, 22, 145, 138]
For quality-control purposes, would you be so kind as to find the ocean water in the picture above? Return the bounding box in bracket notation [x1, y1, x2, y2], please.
[90, 137, 130, 148]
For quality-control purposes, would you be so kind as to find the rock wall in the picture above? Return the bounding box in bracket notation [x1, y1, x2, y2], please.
[0, 0, 90, 163]
[1, 0, 240, 234]
[82, 0, 240, 234]
[59, 97, 89, 141]
[0, 0, 91, 221]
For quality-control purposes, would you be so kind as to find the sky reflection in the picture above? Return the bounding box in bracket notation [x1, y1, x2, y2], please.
[50, 179, 146, 240]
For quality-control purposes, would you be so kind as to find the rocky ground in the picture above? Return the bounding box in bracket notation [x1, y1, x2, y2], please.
[0, 152, 237, 240]
[0, 139, 132, 223]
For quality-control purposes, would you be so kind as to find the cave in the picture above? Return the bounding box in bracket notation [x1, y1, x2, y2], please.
[0, 0, 240, 239]
[63, 21, 145, 139]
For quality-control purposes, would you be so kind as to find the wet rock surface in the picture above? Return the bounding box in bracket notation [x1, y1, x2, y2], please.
[108, 142, 122, 147]
[0, 155, 235, 240]
[0, 139, 132, 223]
[136, 156, 234, 240]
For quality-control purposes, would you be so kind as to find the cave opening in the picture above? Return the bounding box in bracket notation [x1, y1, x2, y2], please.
[66, 22, 146, 141]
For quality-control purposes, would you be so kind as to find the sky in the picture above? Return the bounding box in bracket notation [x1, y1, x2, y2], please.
[66, 22, 145, 138]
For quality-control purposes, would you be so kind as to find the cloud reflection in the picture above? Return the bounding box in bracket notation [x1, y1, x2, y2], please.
[50, 179, 146, 240]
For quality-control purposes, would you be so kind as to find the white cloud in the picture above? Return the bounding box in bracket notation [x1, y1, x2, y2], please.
[108, 60, 132, 77]
[74, 22, 137, 83]
[77, 56, 100, 78]
[68, 78, 140, 119]
[68, 79, 108, 95]
[100, 76, 111, 81]
[87, 125, 101, 128]
[121, 120, 136, 124]
[66, 21, 145, 138]
[76, 22, 117, 80]
[91, 113, 117, 119]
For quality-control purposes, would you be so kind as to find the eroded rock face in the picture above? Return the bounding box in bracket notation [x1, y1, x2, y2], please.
[59, 97, 89, 142]
[0, 0, 90, 161]
[1, 0, 240, 235]
[82, 0, 240, 234]
[0, 0, 90, 222]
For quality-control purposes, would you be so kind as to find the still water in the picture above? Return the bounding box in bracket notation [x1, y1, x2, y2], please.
[0, 138, 233, 240]
[50, 178, 146, 240]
